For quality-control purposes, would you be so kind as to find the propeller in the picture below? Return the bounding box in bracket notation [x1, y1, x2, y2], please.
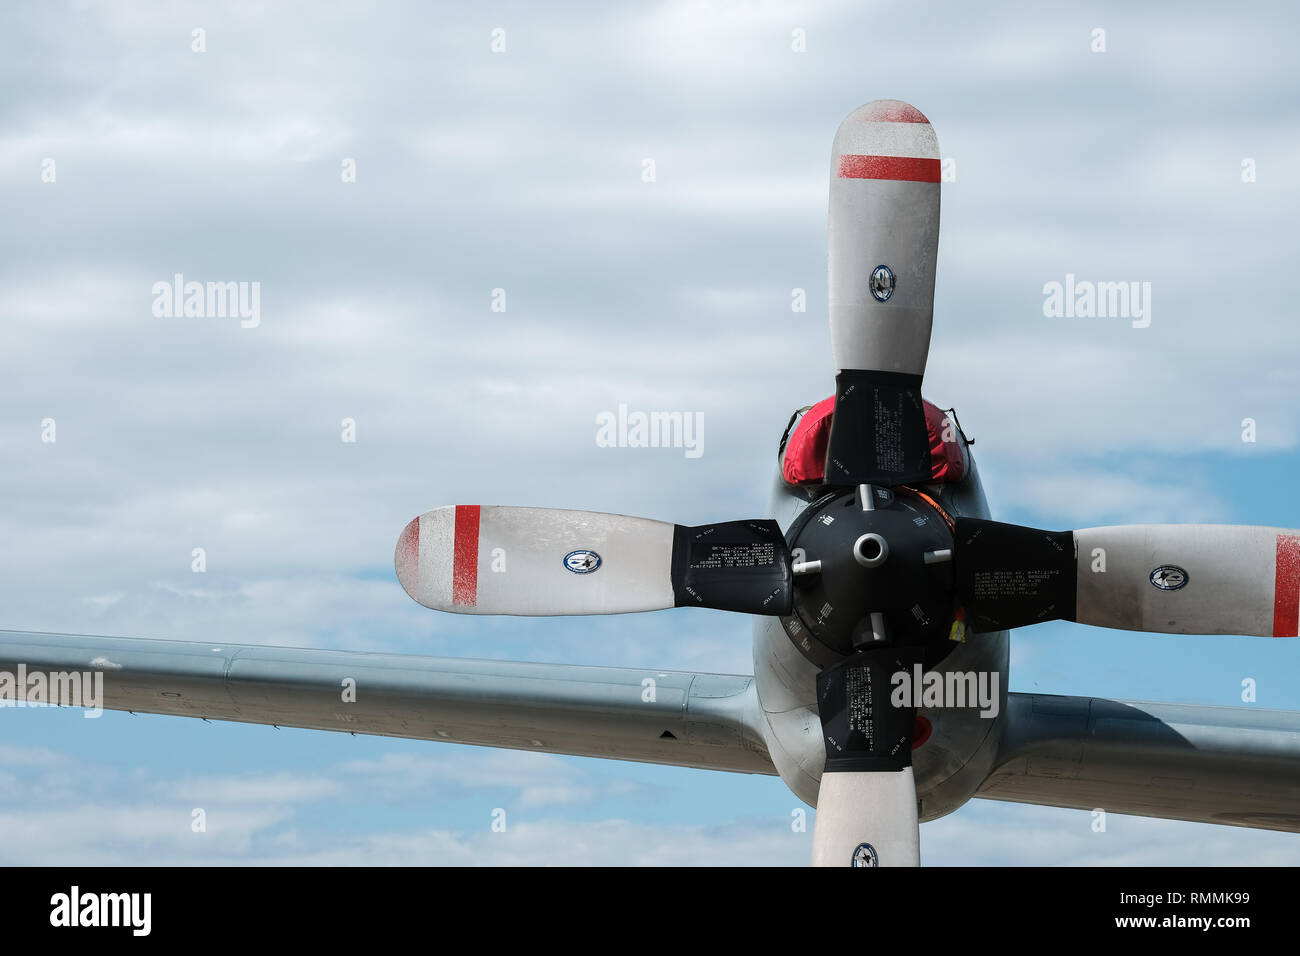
[394, 99, 1299, 868]
[954, 519, 1300, 637]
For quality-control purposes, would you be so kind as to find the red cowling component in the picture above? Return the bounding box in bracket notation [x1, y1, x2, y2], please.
[781, 396, 966, 486]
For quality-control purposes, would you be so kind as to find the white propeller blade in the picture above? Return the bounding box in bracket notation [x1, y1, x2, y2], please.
[1075, 525, 1300, 637]
[396, 506, 675, 616]
[811, 645, 924, 867]
[812, 768, 920, 867]
[395, 506, 793, 617]
[824, 99, 941, 486]
[956, 519, 1300, 637]
[828, 98, 940, 382]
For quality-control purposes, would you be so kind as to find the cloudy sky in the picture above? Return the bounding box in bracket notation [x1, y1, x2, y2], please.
[2, 0, 1298, 864]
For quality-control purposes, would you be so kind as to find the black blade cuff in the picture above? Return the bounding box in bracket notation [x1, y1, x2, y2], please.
[817, 645, 925, 774]
[823, 369, 932, 487]
[670, 519, 792, 615]
[954, 518, 1077, 632]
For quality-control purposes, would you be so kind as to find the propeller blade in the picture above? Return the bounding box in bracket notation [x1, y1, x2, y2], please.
[823, 99, 941, 487]
[811, 645, 923, 867]
[955, 518, 1300, 637]
[395, 506, 792, 617]
[812, 769, 920, 867]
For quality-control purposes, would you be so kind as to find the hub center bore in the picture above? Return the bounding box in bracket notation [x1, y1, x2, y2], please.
[853, 532, 889, 568]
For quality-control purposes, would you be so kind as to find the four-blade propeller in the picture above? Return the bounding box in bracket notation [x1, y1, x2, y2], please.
[395, 100, 1299, 868]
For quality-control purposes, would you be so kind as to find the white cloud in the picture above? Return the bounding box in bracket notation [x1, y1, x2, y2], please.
[0, 741, 1296, 865]
[0, 0, 1297, 866]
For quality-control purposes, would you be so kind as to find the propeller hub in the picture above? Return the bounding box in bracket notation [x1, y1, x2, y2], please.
[783, 486, 956, 667]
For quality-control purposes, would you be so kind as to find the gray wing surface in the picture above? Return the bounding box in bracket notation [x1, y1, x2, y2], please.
[0, 630, 775, 775]
[978, 693, 1300, 832]
[6, 631, 1299, 831]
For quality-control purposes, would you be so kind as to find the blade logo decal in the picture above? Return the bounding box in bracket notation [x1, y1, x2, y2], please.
[852, 843, 879, 867]
[870, 264, 895, 302]
[563, 550, 601, 574]
[1149, 565, 1188, 591]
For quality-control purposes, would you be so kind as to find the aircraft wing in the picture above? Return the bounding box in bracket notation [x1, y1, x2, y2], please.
[0, 629, 776, 776]
[978, 692, 1300, 832]
[6, 630, 1298, 834]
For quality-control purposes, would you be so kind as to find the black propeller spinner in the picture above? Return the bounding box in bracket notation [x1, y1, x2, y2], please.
[782, 483, 958, 669]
